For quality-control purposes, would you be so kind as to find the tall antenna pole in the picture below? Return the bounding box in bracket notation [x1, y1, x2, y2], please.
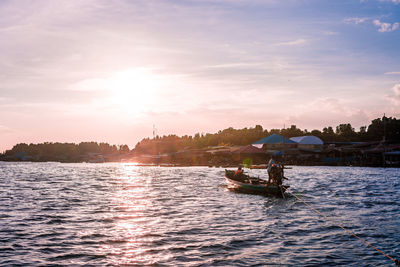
[383, 114, 386, 167]
[383, 113, 386, 142]
[282, 127, 285, 164]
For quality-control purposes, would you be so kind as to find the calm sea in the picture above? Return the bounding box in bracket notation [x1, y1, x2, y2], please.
[0, 162, 399, 266]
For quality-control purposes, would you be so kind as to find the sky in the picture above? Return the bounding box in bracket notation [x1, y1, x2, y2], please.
[1, 0, 400, 151]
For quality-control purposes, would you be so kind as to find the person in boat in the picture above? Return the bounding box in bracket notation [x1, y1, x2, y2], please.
[269, 160, 286, 185]
[235, 166, 243, 176]
[272, 165, 284, 185]
[267, 157, 275, 183]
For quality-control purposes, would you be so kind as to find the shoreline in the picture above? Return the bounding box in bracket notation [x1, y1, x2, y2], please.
[1, 160, 398, 168]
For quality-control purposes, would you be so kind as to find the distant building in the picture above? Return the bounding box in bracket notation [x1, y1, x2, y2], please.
[290, 136, 324, 152]
[253, 134, 297, 151]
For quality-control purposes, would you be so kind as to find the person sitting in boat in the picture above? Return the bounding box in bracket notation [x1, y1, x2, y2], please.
[235, 166, 243, 176]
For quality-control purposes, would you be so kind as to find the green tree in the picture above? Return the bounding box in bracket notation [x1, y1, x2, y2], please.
[336, 123, 356, 141]
[119, 145, 130, 154]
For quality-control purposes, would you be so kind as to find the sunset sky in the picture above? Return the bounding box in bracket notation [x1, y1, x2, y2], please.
[1, 0, 400, 151]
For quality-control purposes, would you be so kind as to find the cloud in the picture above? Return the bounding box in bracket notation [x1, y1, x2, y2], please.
[276, 39, 306, 46]
[393, 84, 400, 95]
[344, 17, 368, 24]
[384, 71, 400, 75]
[373, 20, 399, 32]
[205, 62, 265, 69]
[385, 83, 400, 105]
[379, 0, 400, 4]
[0, 125, 15, 134]
[285, 98, 370, 130]
[322, 31, 339, 36]
[344, 17, 399, 33]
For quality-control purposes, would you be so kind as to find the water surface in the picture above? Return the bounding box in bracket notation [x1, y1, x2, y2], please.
[0, 162, 399, 266]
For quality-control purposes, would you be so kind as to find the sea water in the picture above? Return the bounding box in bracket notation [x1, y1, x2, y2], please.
[0, 162, 399, 266]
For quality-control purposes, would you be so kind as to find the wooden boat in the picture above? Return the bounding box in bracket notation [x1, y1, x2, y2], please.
[225, 169, 288, 197]
[249, 165, 266, 169]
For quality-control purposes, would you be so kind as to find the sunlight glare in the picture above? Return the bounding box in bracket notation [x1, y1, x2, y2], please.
[107, 68, 159, 114]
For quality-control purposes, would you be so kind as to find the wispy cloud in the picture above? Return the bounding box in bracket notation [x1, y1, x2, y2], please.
[345, 17, 400, 33]
[205, 62, 265, 69]
[322, 31, 339, 36]
[0, 125, 15, 134]
[384, 71, 400, 75]
[393, 84, 400, 95]
[373, 20, 399, 32]
[344, 17, 368, 24]
[276, 39, 307, 46]
[286, 98, 370, 130]
[379, 0, 400, 4]
[386, 83, 400, 105]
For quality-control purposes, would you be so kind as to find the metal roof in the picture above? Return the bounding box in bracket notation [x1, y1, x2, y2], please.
[290, 136, 324, 145]
[253, 134, 297, 144]
[233, 145, 265, 154]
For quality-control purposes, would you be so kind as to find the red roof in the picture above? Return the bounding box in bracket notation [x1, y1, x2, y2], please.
[233, 145, 265, 154]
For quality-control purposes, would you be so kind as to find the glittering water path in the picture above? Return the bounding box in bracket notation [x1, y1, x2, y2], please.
[0, 162, 399, 266]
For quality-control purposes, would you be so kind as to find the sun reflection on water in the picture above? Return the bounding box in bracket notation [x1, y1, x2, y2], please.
[100, 164, 172, 265]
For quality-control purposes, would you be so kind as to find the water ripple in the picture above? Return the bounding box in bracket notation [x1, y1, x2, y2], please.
[0, 162, 399, 266]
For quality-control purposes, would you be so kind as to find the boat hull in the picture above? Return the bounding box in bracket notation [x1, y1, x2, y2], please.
[225, 170, 287, 197]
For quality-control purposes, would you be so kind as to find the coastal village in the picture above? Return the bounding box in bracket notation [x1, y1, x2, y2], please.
[1, 117, 400, 167]
[130, 133, 400, 168]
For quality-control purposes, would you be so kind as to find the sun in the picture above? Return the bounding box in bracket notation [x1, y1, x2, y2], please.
[107, 68, 159, 114]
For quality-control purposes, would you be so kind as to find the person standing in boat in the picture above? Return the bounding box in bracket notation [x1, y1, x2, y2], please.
[267, 157, 275, 183]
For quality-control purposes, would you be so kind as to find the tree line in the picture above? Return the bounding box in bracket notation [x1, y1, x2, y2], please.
[1, 142, 130, 162]
[133, 116, 400, 155]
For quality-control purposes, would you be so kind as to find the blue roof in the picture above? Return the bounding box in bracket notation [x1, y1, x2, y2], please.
[253, 134, 297, 144]
[290, 135, 323, 145]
